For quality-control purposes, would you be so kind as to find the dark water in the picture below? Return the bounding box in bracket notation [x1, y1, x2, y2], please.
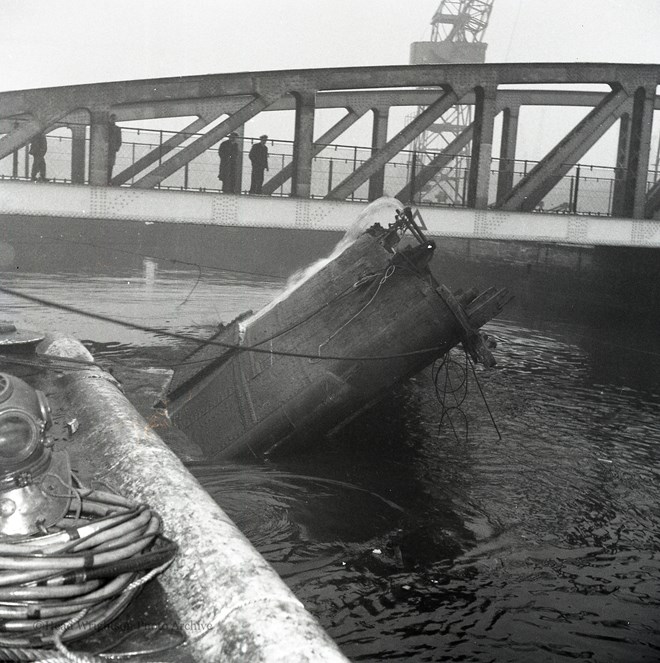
[2, 265, 659, 662]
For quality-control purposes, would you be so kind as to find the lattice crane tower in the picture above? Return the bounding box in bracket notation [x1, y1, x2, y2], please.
[410, 0, 495, 204]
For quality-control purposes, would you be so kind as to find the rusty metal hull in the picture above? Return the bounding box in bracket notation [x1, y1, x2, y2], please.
[167, 222, 510, 459]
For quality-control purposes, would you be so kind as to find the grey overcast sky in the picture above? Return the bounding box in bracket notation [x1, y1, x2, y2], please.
[3, 0, 659, 165]
[2, 0, 659, 92]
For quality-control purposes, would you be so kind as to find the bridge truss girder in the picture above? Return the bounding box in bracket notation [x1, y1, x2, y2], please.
[1, 63, 660, 218]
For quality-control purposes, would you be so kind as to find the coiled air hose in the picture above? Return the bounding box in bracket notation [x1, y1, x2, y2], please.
[0, 484, 177, 661]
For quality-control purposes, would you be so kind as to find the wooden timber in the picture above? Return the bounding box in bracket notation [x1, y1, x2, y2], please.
[165, 209, 512, 459]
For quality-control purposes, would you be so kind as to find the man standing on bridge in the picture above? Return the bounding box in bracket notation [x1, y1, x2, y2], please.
[218, 132, 240, 193]
[248, 135, 269, 194]
[29, 133, 48, 182]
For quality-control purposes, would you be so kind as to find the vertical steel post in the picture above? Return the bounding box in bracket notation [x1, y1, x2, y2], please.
[496, 105, 520, 205]
[467, 86, 497, 209]
[291, 91, 316, 198]
[368, 108, 389, 201]
[611, 112, 630, 216]
[70, 124, 87, 184]
[622, 85, 655, 218]
[89, 111, 111, 186]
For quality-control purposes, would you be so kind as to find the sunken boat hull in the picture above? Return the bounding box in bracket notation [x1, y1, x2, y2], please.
[166, 209, 511, 458]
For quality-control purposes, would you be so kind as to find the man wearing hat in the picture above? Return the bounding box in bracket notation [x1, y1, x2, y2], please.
[248, 134, 269, 194]
[218, 132, 240, 193]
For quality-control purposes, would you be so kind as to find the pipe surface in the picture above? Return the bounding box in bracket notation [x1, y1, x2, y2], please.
[37, 336, 348, 663]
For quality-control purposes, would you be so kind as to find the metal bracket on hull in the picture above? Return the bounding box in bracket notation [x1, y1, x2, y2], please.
[394, 206, 433, 247]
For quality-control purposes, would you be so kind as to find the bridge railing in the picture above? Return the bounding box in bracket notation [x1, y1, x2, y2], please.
[1, 123, 657, 216]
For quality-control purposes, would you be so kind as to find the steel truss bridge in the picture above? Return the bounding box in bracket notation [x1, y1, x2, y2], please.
[1, 62, 660, 219]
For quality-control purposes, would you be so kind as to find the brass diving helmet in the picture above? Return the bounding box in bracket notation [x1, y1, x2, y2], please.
[0, 372, 71, 537]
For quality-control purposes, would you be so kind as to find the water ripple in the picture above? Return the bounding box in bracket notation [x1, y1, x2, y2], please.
[5, 270, 660, 661]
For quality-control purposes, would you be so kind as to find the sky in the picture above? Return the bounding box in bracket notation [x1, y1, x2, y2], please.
[2, 0, 660, 163]
[3, 0, 659, 92]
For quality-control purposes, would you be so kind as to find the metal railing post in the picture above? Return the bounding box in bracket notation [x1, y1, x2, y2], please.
[11, 122, 19, 178]
[572, 165, 581, 214]
[351, 147, 357, 201]
[2, 117, 630, 217]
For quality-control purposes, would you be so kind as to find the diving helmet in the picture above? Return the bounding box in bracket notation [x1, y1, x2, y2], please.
[0, 372, 71, 537]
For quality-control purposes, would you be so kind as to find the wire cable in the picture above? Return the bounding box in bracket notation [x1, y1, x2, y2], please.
[318, 264, 395, 358]
[433, 348, 470, 442]
[0, 285, 448, 364]
[432, 346, 502, 443]
[0, 479, 177, 658]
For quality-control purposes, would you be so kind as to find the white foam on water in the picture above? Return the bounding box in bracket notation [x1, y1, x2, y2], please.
[243, 197, 401, 327]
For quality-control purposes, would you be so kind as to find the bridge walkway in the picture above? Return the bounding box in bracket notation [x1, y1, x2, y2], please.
[2, 179, 659, 250]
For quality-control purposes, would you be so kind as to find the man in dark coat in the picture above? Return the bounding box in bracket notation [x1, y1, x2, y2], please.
[29, 133, 48, 181]
[218, 132, 239, 193]
[248, 135, 269, 194]
[108, 114, 122, 182]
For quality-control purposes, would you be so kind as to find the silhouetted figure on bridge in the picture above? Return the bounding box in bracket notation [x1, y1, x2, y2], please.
[248, 135, 269, 194]
[29, 133, 48, 181]
[218, 132, 239, 193]
[108, 114, 122, 183]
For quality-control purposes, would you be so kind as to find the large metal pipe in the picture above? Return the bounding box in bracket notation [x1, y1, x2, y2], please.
[37, 335, 349, 663]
